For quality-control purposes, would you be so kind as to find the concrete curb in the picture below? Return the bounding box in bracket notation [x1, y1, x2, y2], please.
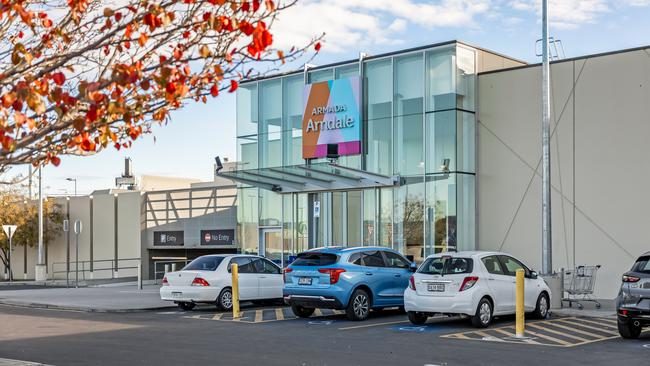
[0, 300, 176, 313]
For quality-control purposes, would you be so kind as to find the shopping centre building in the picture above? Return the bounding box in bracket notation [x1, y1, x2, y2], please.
[5, 40, 649, 299]
[221, 40, 650, 299]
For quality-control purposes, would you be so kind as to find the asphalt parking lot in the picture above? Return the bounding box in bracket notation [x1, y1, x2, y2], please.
[1, 303, 648, 366]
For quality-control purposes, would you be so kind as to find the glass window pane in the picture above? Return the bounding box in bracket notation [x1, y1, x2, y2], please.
[259, 79, 282, 168]
[363, 189, 376, 246]
[259, 131, 282, 168]
[362, 251, 386, 267]
[332, 191, 346, 246]
[394, 114, 423, 175]
[365, 59, 392, 120]
[394, 54, 423, 117]
[282, 75, 303, 132]
[260, 189, 281, 227]
[283, 129, 302, 166]
[282, 195, 293, 266]
[237, 84, 258, 136]
[309, 69, 332, 83]
[237, 136, 258, 170]
[456, 46, 476, 111]
[335, 64, 359, 79]
[426, 111, 456, 174]
[457, 112, 475, 173]
[384, 251, 410, 268]
[295, 194, 309, 254]
[379, 188, 393, 248]
[394, 178, 424, 261]
[238, 187, 259, 255]
[366, 117, 392, 175]
[425, 174, 456, 255]
[347, 190, 362, 245]
[426, 47, 455, 112]
[457, 174, 475, 251]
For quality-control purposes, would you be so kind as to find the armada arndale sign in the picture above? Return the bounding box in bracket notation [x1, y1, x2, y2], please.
[302, 76, 361, 159]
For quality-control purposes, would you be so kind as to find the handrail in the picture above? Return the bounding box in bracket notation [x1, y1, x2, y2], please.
[50, 257, 141, 284]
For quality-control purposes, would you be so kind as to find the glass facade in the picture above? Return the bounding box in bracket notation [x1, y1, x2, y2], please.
[235, 42, 477, 265]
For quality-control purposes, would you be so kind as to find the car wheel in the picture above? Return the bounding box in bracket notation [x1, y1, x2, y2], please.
[291, 304, 315, 318]
[471, 298, 493, 328]
[532, 293, 550, 319]
[217, 288, 233, 311]
[407, 311, 428, 325]
[178, 302, 195, 311]
[618, 319, 642, 339]
[346, 289, 371, 321]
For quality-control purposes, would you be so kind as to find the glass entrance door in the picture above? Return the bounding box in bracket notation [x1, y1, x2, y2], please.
[260, 228, 282, 265]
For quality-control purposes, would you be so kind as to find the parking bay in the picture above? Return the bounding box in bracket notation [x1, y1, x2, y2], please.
[177, 306, 630, 348]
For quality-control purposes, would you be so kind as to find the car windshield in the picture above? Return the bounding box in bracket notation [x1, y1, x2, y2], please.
[291, 252, 338, 266]
[418, 257, 473, 275]
[183, 256, 224, 271]
[631, 256, 650, 274]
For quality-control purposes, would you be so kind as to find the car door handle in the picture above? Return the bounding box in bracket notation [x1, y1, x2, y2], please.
[394, 274, 401, 278]
[488, 278, 495, 281]
[259, 276, 266, 279]
[365, 272, 373, 276]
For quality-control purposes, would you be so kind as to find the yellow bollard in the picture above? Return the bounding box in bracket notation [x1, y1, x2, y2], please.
[231, 263, 240, 319]
[515, 268, 525, 338]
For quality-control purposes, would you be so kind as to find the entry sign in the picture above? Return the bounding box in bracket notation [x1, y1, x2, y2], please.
[313, 201, 320, 218]
[73, 220, 83, 234]
[2, 225, 17, 239]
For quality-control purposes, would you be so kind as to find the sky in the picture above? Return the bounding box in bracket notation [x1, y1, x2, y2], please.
[12, 0, 650, 196]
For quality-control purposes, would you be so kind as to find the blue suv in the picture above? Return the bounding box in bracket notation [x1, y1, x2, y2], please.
[283, 247, 415, 321]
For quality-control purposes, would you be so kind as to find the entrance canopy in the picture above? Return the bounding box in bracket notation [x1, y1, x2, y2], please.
[218, 162, 400, 194]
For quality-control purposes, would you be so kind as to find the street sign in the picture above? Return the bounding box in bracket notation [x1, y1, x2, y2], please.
[313, 201, 320, 218]
[73, 219, 82, 234]
[63, 219, 69, 232]
[2, 225, 17, 239]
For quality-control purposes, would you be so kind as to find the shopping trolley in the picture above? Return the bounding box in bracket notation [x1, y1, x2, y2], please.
[562, 265, 602, 309]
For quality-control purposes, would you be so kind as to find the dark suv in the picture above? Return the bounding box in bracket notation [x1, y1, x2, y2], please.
[616, 252, 650, 338]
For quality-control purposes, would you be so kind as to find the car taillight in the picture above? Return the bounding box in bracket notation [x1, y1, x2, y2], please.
[619, 309, 629, 317]
[622, 275, 640, 283]
[409, 275, 416, 290]
[162, 276, 169, 286]
[283, 268, 293, 283]
[191, 277, 210, 287]
[318, 268, 346, 284]
[459, 276, 479, 291]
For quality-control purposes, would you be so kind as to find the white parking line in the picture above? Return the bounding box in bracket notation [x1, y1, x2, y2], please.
[338, 320, 409, 330]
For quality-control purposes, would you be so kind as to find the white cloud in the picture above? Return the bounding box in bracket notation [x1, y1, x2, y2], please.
[271, 0, 494, 52]
[507, 0, 650, 29]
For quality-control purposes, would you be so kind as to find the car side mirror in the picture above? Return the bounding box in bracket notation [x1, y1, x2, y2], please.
[530, 271, 538, 279]
[409, 262, 418, 272]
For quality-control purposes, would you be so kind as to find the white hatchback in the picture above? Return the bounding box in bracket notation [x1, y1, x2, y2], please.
[404, 251, 551, 327]
[160, 254, 283, 311]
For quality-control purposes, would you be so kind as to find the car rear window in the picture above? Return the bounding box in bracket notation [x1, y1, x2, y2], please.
[418, 257, 473, 275]
[183, 256, 224, 271]
[291, 252, 338, 266]
[632, 256, 650, 274]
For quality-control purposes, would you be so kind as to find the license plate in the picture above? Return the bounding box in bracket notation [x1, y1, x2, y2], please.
[427, 283, 445, 292]
[298, 277, 312, 285]
[172, 292, 182, 298]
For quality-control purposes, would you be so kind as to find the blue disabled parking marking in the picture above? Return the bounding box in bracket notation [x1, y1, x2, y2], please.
[393, 325, 444, 333]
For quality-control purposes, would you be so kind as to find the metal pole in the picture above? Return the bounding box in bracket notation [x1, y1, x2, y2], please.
[75, 232, 79, 288]
[8, 235, 12, 283]
[38, 167, 44, 266]
[541, 0, 553, 275]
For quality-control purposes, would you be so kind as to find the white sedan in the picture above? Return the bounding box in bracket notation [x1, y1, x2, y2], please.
[404, 251, 551, 327]
[160, 254, 283, 311]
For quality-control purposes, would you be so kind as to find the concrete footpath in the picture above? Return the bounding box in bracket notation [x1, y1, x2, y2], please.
[0, 285, 174, 312]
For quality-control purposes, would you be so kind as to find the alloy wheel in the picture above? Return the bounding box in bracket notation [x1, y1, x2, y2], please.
[353, 294, 369, 318]
[221, 291, 233, 309]
[539, 296, 548, 317]
[479, 302, 491, 324]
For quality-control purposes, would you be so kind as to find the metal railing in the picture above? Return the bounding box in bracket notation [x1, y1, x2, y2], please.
[50, 258, 142, 286]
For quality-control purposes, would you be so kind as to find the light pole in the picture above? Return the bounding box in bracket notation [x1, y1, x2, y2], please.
[541, 0, 552, 276]
[35, 166, 46, 282]
[66, 178, 77, 196]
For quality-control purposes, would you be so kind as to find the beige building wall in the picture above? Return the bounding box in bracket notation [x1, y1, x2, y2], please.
[477, 46, 650, 299]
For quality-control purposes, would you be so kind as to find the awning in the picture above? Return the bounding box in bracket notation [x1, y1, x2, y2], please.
[218, 162, 401, 194]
